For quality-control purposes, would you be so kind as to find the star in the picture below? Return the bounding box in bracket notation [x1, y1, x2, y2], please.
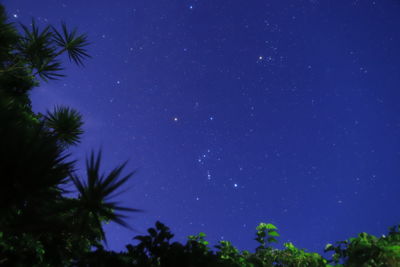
[173, 117, 179, 122]
[207, 170, 211, 180]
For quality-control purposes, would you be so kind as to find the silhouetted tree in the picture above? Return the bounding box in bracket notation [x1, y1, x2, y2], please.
[0, 4, 139, 265]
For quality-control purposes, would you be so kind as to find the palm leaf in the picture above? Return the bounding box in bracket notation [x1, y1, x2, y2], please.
[52, 22, 90, 66]
[36, 60, 64, 81]
[44, 105, 84, 146]
[70, 150, 142, 242]
[17, 20, 64, 80]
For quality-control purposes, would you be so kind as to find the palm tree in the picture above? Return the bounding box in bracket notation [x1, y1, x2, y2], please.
[0, 4, 141, 264]
[0, 94, 74, 213]
[70, 150, 142, 243]
[0, 10, 90, 109]
[1, 17, 90, 83]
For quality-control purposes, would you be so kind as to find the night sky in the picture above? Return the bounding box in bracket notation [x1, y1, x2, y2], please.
[5, 0, 400, 256]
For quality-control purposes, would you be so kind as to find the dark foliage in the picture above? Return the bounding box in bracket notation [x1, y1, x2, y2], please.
[70, 150, 142, 243]
[0, 4, 139, 266]
[52, 22, 90, 66]
[43, 105, 84, 146]
[76, 221, 400, 267]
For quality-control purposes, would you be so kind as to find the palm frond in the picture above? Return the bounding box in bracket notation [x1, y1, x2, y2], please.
[36, 60, 64, 81]
[52, 22, 90, 66]
[44, 105, 84, 146]
[70, 150, 142, 242]
[17, 20, 64, 80]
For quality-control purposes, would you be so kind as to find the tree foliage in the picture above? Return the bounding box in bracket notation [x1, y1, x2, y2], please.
[75, 221, 400, 267]
[0, 4, 138, 266]
[0, 3, 399, 266]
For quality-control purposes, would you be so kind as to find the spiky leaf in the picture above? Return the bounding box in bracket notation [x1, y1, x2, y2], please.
[44, 105, 84, 146]
[70, 150, 141, 242]
[52, 22, 90, 66]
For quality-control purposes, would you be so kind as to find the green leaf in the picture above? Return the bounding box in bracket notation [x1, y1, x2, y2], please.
[267, 231, 280, 237]
[256, 222, 278, 231]
[324, 243, 334, 251]
[265, 223, 277, 230]
[284, 242, 295, 249]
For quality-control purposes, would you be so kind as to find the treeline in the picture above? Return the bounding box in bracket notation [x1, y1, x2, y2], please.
[0, 4, 399, 266]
